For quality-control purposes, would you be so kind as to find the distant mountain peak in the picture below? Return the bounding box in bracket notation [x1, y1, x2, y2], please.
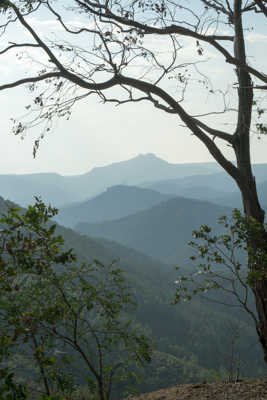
[106, 184, 131, 192]
[133, 153, 168, 163]
[104, 184, 163, 195]
[86, 154, 169, 178]
[136, 153, 162, 160]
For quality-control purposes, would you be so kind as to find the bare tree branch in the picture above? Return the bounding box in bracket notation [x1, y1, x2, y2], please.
[254, 0, 267, 17]
[0, 72, 61, 91]
[0, 42, 40, 55]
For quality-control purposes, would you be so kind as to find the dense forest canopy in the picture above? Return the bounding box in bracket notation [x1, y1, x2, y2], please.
[0, 197, 266, 399]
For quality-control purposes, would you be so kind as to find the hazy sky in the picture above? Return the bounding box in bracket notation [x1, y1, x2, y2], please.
[0, 2, 266, 176]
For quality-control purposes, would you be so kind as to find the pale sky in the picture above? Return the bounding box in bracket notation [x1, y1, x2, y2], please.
[0, 2, 266, 176]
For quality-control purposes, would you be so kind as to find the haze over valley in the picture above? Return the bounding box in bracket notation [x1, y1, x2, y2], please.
[0, 153, 266, 393]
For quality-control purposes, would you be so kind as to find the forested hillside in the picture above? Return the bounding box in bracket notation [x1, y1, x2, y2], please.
[56, 185, 173, 228]
[75, 197, 231, 264]
[0, 195, 265, 395]
[0, 159, 266, 397]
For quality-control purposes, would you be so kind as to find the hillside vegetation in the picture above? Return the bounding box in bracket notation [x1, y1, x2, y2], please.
[56, 185, 173, 228]
[0, 155, 266, 396]
[75, 196, 231, 264]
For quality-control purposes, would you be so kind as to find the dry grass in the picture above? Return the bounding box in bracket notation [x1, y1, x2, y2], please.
[128, 379, 267, 400]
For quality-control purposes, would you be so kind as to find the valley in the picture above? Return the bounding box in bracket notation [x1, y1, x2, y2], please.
[0, 154, 266, 395]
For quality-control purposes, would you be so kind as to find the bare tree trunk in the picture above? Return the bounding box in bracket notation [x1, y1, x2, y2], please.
[31, 333, 51, 396]
[238, 178, 267, 361]
[231, 0, 267, 362]
[253, 280, 267, 362]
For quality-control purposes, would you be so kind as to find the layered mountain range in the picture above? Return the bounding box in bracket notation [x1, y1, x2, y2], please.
[0, 194, 264, 388]
[1, 153, 267, 264]
[56, 185, 173, 228]
[0, 154, 222, 206]
[75, 196, 231, 264]
[0, 153, 266, 386]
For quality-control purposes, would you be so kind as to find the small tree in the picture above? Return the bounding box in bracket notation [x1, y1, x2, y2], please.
[0, 198, 152, 399]
[174, 209, 267, 358]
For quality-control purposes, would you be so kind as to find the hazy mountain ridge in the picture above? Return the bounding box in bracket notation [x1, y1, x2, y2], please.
[75, 196, 231, 264]
[0, 154, 222, 207]
[141, 164, 267, 211]
[2, 154, 266, 210]
[142, 173, 237, 197]
[84, 153, 222, 183]
[0, 195, 174, 300]
[210, 180, 267, 210]
[0, 173, 79, 207]
[56, 185, 173, 227]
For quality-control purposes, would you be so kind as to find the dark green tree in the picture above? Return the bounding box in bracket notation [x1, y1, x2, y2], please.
[0, 199, 151, 399]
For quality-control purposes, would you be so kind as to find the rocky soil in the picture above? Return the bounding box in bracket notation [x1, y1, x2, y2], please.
[130, 379, 267, 400]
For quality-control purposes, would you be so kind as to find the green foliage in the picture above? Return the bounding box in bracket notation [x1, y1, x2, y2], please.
[0, 334, 28, 400]
[174, 209, 267, 325]
[0, 198, 152, 399]
[0, 197, 264, 393]
[0, 0, 9, 13]
[253, 99, 267, 138]
[140, 350, 207, 391]
[0, 372, 28, 400]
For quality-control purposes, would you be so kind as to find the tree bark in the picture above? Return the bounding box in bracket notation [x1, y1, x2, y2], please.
[228, 0, 267, 361]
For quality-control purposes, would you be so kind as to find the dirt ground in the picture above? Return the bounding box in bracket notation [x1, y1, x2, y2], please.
[129, 379, 267, 400]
